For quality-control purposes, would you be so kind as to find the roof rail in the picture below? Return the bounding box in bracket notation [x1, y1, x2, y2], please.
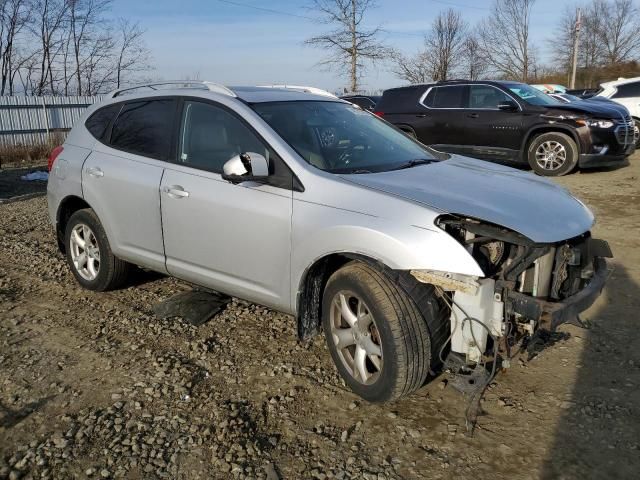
[258, 84, 338, 98]
[109, 80, 237, 98]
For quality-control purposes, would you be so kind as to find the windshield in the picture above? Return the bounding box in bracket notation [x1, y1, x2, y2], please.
[508, 84, 563, 106]
[251, 101, 440, 173]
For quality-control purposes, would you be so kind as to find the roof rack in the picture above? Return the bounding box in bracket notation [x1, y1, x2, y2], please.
[258, 84, 338, 98]
[109, 80, 237, 98]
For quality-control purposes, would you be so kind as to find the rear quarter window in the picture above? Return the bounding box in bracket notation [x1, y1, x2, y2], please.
[110, 99, 176, 160]
[377, 87, 425, 113]
[85, 104, 122, 142]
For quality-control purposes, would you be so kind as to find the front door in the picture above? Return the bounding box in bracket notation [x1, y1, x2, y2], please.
[464, 84, 524, 162]
[160, 100, 293, 311]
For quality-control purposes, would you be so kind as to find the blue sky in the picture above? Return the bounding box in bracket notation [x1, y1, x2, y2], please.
[110, 0, 574, 92]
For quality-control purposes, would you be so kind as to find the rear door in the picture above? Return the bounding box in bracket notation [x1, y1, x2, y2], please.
[160, 100, 294, 312]
[464, 84, 524, 161]
[82, 98, 177, 273]
[419, 84, 468, 149]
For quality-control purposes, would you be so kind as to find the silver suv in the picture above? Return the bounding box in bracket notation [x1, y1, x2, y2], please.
[47, 81, 611, 402]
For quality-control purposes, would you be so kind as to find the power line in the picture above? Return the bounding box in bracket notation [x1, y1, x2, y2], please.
[214, 0, 488, 37]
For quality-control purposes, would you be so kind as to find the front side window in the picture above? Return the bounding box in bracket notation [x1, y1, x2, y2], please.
[110, 99, 176, 160]
[612, 82, 640, 99]
[178, 101, 271, 173]
[468, 85, 513, 109]
[85, 103, 122, 142]
[252, 101, 440, 174]
[423, 86, 466, 108]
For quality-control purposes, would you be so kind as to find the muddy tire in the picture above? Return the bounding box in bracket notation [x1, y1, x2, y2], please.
[527, 132, 579, 176]
[321, 261, 446, 402]
[64, 208, 130, 291]
[635, 118, 640, 148]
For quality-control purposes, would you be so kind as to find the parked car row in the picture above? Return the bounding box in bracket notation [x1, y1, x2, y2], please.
[341, 77, 639, 176]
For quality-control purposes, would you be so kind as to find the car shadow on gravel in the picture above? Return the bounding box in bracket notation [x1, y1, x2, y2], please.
[125, 267, 167, 288]
[541, 265, 640, 479]
[0, 397, 54, 429]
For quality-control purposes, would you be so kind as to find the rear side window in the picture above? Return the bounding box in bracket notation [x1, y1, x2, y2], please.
[612, 82, 640, 99]
[110, 99, 176, 160]
[85, 104, 121, 142]
[424, 86, 466, 108]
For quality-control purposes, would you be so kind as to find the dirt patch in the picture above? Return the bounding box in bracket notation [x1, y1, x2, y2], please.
[0, 156, 639, 479]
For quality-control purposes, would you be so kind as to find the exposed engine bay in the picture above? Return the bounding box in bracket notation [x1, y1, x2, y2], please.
[413, 215, 613, 367]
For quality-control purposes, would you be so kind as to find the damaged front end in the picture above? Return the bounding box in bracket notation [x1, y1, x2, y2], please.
[412, 215, 612, 365]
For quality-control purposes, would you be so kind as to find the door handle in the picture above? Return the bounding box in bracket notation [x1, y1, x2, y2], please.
[86, 166, 103, 178]
[163, 185, 189, 199]
[467, 113, 479, 119]
[415, 114, 427, 118]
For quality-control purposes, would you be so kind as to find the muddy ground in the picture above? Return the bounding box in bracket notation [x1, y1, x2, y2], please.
[0, 156, 639, 480]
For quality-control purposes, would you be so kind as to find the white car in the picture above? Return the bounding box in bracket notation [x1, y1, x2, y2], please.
[595, 77, 640, 146]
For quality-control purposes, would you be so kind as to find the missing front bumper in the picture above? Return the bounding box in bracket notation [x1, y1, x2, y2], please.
[505, 257, 609, 331]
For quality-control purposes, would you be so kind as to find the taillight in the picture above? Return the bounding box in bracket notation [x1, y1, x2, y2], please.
[373, 111, 384, 118]
[48, 145, 64, 172]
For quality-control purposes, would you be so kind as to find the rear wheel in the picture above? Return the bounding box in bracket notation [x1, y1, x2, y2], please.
[65, 209, 130, 291]
[527, 132, 578, 176]
[634, 118, 639, 148]
[321, 261, 445, 402]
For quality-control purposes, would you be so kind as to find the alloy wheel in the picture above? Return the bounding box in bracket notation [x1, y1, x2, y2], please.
[69, 223, 101, 281]
[535, 141, 567, 171]
[329, 291, 383, 385]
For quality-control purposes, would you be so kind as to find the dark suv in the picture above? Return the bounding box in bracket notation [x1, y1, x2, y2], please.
[375, 80, 636, 176]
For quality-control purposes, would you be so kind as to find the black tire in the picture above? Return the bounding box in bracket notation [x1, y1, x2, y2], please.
[527, 132, 579, 176]
[634, 119, 640, 148]
[64, 208, 130, 291]
[321, 261, 446, 402]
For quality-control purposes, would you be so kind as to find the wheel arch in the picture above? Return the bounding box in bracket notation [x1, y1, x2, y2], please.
[395, 124, 417, 137]
[56, 195, 92, 252]
[521, 126, 581, 160]
[295, 252, 449, 349]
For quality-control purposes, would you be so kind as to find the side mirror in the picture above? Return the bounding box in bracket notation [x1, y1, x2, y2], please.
[221, 152, 269, 184]
[498, 100, 518, 111]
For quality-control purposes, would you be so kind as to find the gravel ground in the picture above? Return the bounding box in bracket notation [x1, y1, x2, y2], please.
[0, 156, 639, 480]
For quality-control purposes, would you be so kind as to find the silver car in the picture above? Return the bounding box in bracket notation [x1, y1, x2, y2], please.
[47, 81, 611, 402]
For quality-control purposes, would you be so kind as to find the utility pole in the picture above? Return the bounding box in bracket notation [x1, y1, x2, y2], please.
[570, 8, 581, 89]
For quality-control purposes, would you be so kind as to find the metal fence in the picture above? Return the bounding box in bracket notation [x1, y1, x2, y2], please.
[0, 96, 103, 146]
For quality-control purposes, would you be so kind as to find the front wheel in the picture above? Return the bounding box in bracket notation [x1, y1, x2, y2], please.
[527, 132, 578, 176]
[321, 261, 440, 402]
[634, 118, 639, 148]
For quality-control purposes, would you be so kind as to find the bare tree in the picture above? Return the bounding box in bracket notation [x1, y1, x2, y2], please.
[306, 0, 390, 92]
[460, 32, 487, 80]
[595, 0, 640, 65]
[391, 48, 430, 84]
[114, 18, 150, 89]
[424, 8, 466, 81]
[478, 0, 536, 81]
[30, 0, 67, 94]
[0, 0, 30, 94]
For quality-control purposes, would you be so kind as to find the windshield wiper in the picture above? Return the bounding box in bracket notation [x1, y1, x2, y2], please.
[390, 158, 436, 171]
